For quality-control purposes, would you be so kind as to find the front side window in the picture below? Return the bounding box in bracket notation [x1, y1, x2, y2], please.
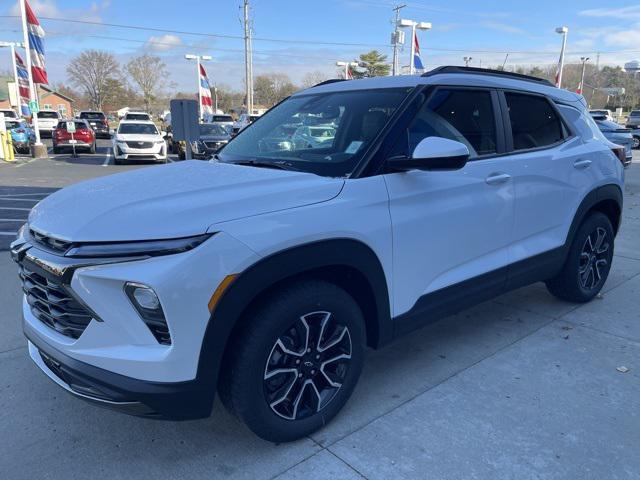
[220, 88, 412, 177]
[505, 92, 564, 150]
[395, 89, 497, 159]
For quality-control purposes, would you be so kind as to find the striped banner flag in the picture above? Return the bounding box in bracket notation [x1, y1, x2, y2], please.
[199, 63, 214, 117]
[14, 52, 31, 116]
[413, 31, 425, 71]
[25, 0, 48, 84]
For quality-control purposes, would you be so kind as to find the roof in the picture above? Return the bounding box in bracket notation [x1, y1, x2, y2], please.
[298, 66, 583, 105]
[38, 84, 74, 103]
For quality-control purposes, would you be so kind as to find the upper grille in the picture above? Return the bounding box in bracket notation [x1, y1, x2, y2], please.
[20, 263, 93, 339]
[29, 229, 72, 255]
[126, 141, 153, 149]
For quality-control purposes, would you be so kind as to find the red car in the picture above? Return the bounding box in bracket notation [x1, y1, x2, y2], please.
[52, 119, 97, 154]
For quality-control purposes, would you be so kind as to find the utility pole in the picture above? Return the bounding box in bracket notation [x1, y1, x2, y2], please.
[243, 0, 253, 115]
[555, 26, 568, 88]
[391, 4, 406, 76]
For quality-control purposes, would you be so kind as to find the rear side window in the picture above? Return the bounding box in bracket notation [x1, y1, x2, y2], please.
[505, 93, 565, 150]
[398, 88, 497, 159]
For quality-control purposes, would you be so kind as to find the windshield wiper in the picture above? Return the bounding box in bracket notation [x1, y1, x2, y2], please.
[224, 159, 297, 171]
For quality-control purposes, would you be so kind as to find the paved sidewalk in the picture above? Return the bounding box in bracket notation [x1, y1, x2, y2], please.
[0, 161, 638, 480]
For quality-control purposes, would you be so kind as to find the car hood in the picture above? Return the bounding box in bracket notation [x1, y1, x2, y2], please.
[28, 161, 344, 242]
[199, 135, 230, 142]
[115, 134, 162, 142]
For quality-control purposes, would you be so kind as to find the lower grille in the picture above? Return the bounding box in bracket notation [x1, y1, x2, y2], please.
[20, 264, 93, 339]
[126, 141, 153, 149]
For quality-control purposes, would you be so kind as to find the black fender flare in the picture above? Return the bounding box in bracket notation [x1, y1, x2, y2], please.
[565, 184, 623, 249]
[194, 238, 392, 411]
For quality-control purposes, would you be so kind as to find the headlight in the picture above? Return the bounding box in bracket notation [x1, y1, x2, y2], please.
[155, 140, 165, 145]
[65, 233, 213, 258]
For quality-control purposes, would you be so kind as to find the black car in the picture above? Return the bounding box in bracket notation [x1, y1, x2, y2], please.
[77, 111, 111, 138]
[178, 123, 232, 159]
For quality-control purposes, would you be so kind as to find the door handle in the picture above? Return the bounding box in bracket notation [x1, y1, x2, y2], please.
[485, 173, 511, 185]
[573, 159, 592, 169]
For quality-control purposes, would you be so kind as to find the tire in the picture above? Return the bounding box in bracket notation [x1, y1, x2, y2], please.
[633, 136, 640, 150]
[89, 142, 96, 154]
[219, 280, 365, 442]
[53, 146, 61, 154]
[178, 150, 185, 160]
[546, 212, 614, 303]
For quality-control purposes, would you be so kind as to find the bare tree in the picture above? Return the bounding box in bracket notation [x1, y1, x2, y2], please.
[301, 71, 330, 89]
[126, 54, 171, 113]
[254, 73, 298, 107]
[66, 50, 122, 110]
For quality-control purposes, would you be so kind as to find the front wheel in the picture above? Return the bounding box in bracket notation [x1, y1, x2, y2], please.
[219, 280, 365, 442]
[632, 135, 640, 150]
[546, 212, 614, 303]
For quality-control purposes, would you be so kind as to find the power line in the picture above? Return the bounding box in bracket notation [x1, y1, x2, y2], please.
[2, 14, 640, 56]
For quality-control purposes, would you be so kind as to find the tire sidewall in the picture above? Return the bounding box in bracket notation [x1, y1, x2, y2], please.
[568, 212, 614, 300]
[236, 283, 365, 442]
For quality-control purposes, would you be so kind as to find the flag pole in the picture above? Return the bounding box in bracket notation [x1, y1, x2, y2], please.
[19, 0, 42, 146]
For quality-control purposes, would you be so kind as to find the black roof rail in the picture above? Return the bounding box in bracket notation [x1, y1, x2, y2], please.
[313, 78, 346, 87]
[422, 66, 554, 87]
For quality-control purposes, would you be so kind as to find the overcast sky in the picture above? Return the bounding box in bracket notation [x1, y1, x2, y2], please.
[1, 0, 639, 93]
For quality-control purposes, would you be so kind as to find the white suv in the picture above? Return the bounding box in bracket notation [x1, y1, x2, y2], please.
[112, 120, 167, 164]
[12, 67, 625, 442]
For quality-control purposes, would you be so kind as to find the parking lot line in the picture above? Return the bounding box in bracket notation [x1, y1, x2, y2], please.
[0, 198, 40, 203]
[0, 219, 26, 222]
[0, 193, 49, 198]
[0, 231, 18, 236]
[0, 206, 32, 211]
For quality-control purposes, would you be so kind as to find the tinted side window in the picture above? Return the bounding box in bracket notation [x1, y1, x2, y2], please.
[505, 93, 564, 150]
[399, 89, 497, 159]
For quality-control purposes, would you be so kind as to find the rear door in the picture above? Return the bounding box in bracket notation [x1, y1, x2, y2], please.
[383, 87, 515, 321]
[498, 90, 585, 274]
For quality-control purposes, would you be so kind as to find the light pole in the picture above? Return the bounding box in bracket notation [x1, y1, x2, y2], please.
[185, 53, 212, 121]
[578, 57, 589, 95]
[555, 26, 569, 88]
[463, 56, 473, 67]
[391, 4, 406, 76]
[336, 61, 358, 79]
[399, 19, 431, 75]
[0, 41, 25, 115]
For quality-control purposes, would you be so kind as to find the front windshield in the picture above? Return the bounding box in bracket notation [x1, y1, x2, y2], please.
[38, 111, 59, 119]
[126, 114, 150, 121]
[219, 88, 412, 177]
[199, 124, 228, 136]
[118, 123, 158, 135]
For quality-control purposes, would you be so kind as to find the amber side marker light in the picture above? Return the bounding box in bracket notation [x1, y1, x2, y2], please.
[208, 274, 238, 312]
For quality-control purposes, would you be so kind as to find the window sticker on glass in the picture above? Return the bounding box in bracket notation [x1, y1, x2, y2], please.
[345, 141, 363, 154]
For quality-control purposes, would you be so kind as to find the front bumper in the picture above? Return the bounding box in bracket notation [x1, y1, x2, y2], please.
[25, 330, 207, 419]
[13, 231, 260, 418]
[115, 143, 166, 160]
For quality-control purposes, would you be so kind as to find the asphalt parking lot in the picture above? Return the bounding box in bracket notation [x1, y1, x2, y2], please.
[0, 151, 639, 479]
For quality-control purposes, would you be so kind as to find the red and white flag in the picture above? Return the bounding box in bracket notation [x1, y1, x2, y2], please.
[199, 63, 213, 116]
[14, 52, 31, 115]
[24, 0, 48, 84]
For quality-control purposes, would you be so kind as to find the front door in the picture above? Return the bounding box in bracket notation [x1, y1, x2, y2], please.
[383, 87, 515, 325]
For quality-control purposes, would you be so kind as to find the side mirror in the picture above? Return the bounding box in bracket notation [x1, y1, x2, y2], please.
[389, 137, 470, 172]
[161, 131, 167, 138]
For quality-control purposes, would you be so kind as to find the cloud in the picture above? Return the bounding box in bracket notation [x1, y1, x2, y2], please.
[480, 21, 526, 35]
[9, 0, 108, 23]
[580, 5, 640, 20]
[146, 35, 183, 52]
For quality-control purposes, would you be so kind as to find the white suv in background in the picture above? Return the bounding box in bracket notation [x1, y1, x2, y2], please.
[112, 120, 167, 164]
[35, 110, 62, 136]
[12, 67, 624, 442]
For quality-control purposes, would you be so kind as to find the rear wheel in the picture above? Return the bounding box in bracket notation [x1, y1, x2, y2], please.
[89, 141, 96, 154]
[219, 280, 365, 442]
[546, 212, 614, 303]
[52, 146, 61, 154]
[633, 135, 640, 150]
